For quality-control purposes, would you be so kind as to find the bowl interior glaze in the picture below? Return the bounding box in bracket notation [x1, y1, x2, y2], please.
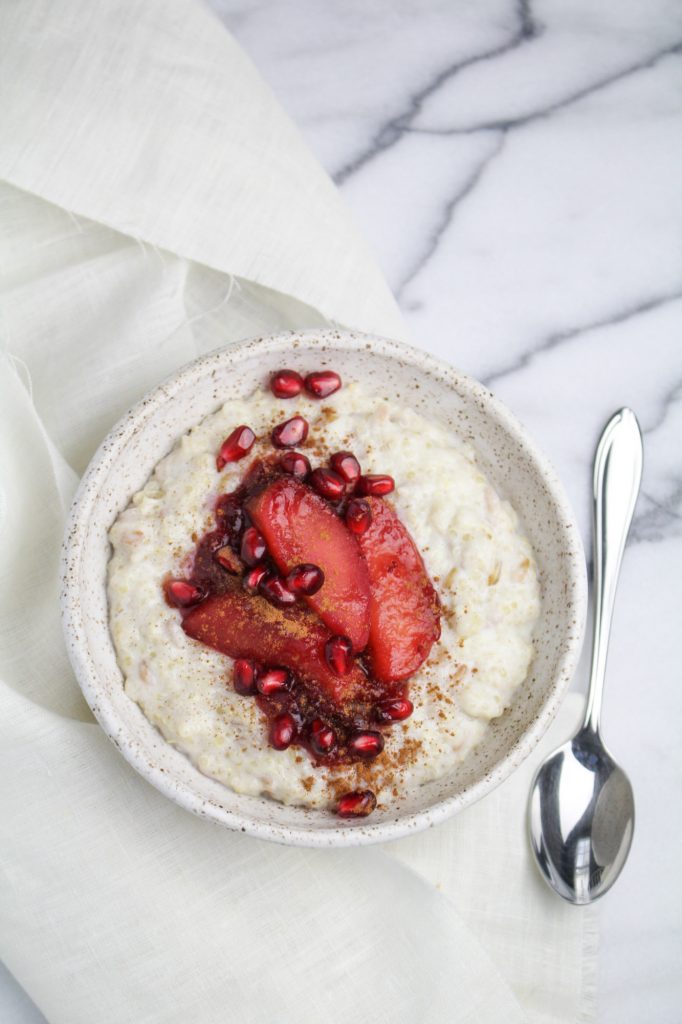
[61, 329, 586, 846]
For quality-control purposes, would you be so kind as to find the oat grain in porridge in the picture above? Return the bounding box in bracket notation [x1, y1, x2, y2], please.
[107, 376, 540, 814]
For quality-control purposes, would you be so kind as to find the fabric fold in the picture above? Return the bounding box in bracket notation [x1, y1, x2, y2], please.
[0, 0, 405, 341]
[1, 680, 528, 1024]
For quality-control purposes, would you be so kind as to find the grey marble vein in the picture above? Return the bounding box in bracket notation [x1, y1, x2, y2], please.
[396, 134, 506, 300]
[516, 0, 536, 41]
[334, 13, 681, 189]
[481, 290, 682, 388]
[333, 1, 536, 185]
[640, 378, 682, 439]
[413, 41, 682, 136]
[632, 378, 682, 542]
[631, 480, 682, 543]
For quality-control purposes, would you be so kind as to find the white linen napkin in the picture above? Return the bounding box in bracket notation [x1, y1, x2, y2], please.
[0, 1, 596, 1022]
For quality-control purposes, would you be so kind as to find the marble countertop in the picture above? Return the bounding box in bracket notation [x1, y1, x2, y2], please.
[210, 2, 681, 1021]
[1, 2, 679, 1021]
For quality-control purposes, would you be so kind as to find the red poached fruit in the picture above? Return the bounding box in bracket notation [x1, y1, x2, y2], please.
[183, 583, 367, 709]
[355, 497, 440, 682]
[247, 476, 371, 651]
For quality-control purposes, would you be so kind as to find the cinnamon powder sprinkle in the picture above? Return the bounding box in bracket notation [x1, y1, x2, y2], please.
[324, 735, 425, 803]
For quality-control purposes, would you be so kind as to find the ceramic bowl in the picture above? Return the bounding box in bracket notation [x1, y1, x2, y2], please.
[61, 328, 586, 846]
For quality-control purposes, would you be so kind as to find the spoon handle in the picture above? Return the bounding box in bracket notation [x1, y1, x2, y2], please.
[583, 408, 643, 734]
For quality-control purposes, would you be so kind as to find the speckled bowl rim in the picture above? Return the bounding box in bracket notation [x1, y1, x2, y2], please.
[61, 328, 587, 847]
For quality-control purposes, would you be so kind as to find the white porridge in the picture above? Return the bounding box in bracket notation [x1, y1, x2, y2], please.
[108, 382, 540, 810]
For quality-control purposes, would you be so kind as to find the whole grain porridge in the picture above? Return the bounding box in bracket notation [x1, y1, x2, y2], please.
[108, 376, 540, 815]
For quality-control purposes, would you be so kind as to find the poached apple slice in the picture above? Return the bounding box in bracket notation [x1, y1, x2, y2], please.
[356, 498, 441, 683]
[247, 477, 371, 651]
[182, 581, 367, 709]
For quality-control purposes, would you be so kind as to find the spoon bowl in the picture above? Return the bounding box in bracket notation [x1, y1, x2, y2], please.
[529, 727, 635, 904]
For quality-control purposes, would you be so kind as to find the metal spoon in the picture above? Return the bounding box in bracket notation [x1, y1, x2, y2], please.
[529, 408, 643, 904]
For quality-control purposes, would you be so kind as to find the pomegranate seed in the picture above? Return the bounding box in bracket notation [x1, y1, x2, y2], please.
[336, 790, 377, 818]
[329, 451, 361, 488]
[310, 718, 336, 755]
[304, 370, 342, 399]
[164, 579, 205, 607]
[279, 451, 311, 480]
[214, 546, 242, 574]
[257, 667, 291, 696]
[348, 731, 384, 759]
[260, 574, 298, 608]
[310, 467, 345, 501]
[271, 415, 309, 448]
[271, 712, 297, 750]
[375, 697, 414, 723]
[270, 369, 304, 399]
[357, 474, 395, 497]
[325, 635, 353, 675]
[243, 565, 269, 594]
[240, 526, 266, 566]
[345, 498, 372, 535]
[216, 425, 255, 470]
[233, 659, 258, 696]
[286, 563, 324, 596]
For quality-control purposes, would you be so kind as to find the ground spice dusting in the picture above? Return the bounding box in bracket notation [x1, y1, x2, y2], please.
[324, 735, 426, 802]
